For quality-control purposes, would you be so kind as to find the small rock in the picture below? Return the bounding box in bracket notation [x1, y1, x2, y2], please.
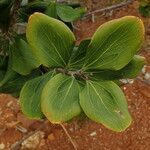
[121, 79, 134, 84]
[123, 87, 127, 90]
[90, 131, 97, 137]
[21, 131, 45, 149]
[0, 143, 5, 150]
[48, 133, 55, 141]
[144, 73, 150, 81]
[69, 128, 73, 132]
[128, 79, 134, 84]
[142, 66, 146, 74]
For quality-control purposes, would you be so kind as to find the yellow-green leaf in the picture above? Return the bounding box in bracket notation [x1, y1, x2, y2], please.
[20, 71, 55, 119]
[83, 16, 145, 71]
[41, 73, 81, 123]
[80, 80, 132, 132]
[57, 4, 86, 22]
[91, 55, 146, 80]
[11, 39, 40, 75]
[26, 13, 75, 68]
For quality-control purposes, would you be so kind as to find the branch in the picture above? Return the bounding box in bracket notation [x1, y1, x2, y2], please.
[60, 124, 78, 150]
[83, 0, 134, 18]
[11, 120, 49, 150]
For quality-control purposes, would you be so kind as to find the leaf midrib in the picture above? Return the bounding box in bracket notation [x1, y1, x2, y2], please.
[35, 17, 67, 66]
[84, 21, 126, 69]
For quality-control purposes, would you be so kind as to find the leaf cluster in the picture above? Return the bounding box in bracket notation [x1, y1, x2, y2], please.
[0, 0, 86, 97]
[18, 0, 86, 29]
[0, 0, 146, 132]
[10, 13, 145, 132]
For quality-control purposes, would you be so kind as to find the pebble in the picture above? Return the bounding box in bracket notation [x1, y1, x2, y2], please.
[123, 87, 127, 90]
[121, 79, 134, 84]
[21, 131, 45, 149]
[142, 65, 146, 74]
[48, 133, 55, 141]
[69, 128, 73, 132]
[144, 73, 150, 81]
[0, 143, 5, 150]
[90, 131, 97, 136]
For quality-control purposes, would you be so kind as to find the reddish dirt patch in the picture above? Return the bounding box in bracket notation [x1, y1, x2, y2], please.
[0, 1, 150, 150]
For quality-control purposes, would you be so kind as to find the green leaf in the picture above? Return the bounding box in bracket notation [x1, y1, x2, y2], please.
[69, 39, 91, 69]
[20, 71, 55, 119]
[11, 39, 40, 75]
[0, 0, 13, 31]
[18, 1, 47, 22]
[91, 55, 146, 80]
[83, 16, 145, 71]
[27, 13, 75, 68]
[0, 55, 19, 87]
[0, 70, 41, 96]
[0, 70, 5, 81]
[139, 5, 150, 18]
[0, 0, 12, 8]
[56, 4, 86, 22]
[0, 55, 8, 70]
[80, 80, 132, 132]
[45, 1, 57, 18]
[75, 7, 87, 16]
[41, 73, 81, 123]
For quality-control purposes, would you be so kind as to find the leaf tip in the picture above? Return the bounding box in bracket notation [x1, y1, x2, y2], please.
[125, 16, 145, 38]
[28, 12, 43, 22]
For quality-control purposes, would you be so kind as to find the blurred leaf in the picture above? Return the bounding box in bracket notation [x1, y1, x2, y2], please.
[0, 70, 41, 96]
[0, 70, 5, 81]
[41, 73, 81, 123]
[20, 71, 55, 119]
[90, 55, 146, 80]
[0, 55, 8, 70]
[139, 5, 150, 17]
[80, 80, 132, 132]
[56, 4, 86, 22]
[18, 1, 47, 22]
[0, 0, 14, 31]
[0, 49, 41, 96]
[0, 54, 19, 87]
[139, 0, 150, 6]
[26, 13, 75, 68]
[83, 16, 145, 71]
[45, 1, 57, 18]
[11, 38, 40, 75]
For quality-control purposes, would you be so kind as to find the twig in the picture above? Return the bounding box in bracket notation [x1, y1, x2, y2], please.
[136, 77, 150, 86]
[83, 0, 134, 18]
[60, 124, 78, 150]
[11, 120, 49, 150]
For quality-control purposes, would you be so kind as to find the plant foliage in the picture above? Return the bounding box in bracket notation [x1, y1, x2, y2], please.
[0, 0, 146, 133]
[0, 0, 86, 97]
[17, 13, 145, 132]
[139, 0, 150, 17]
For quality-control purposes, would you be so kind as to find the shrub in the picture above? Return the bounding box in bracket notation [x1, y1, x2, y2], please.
[16, 13, 145, 132]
